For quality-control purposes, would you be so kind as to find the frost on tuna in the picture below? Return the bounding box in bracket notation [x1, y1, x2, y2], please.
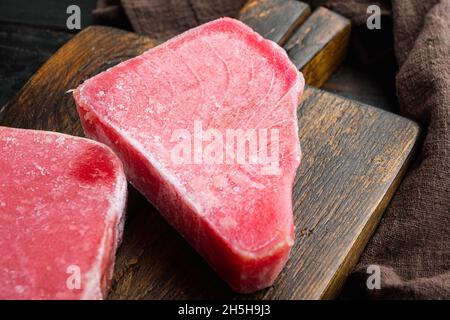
[73, 18, 304, 293]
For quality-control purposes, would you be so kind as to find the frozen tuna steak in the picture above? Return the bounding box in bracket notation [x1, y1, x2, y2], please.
[74, 17, 303, 292]
[0, 126, 127, 299]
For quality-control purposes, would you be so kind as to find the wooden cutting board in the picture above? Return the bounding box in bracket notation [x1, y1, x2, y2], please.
[1, 3, 419, 299]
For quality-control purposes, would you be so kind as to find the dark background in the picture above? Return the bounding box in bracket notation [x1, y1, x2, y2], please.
[0, 0, 397, 118]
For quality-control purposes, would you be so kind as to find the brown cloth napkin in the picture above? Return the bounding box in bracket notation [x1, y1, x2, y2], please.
[93, 0, 247, 41]
[314, 0, 450, 300]
[93, 0, 450, 299]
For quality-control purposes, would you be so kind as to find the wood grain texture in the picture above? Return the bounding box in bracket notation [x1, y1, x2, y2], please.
[0, 26, 420, 299]
[238, 0, 310, 46]
[1, 26, 155, 134]
[284, 7, 351, 87]
[0, 23, 72, 109]
[0, 0, 96, 29]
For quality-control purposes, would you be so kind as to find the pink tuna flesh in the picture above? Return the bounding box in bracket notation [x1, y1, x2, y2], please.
[74, 17, 303, 293]
[0, 126, 127, 299]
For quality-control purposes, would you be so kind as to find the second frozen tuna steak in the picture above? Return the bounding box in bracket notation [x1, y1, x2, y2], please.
[0, 126, 127, 299]
[74, 17, 304, 292]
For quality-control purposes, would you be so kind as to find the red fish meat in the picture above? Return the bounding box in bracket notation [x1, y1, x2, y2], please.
[74, 18, 303, 292]
[0, 127, 127, 299]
